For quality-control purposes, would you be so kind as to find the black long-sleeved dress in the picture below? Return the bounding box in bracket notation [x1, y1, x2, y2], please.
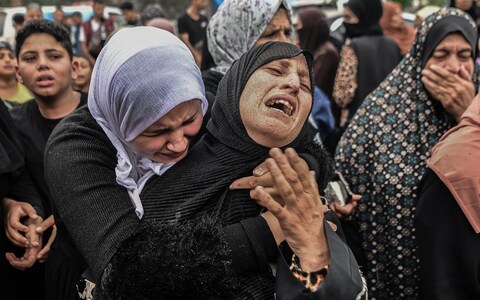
[415, 169, 480, 299]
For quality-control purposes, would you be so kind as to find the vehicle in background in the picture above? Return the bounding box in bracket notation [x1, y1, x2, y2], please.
[0, 5, 121, 43]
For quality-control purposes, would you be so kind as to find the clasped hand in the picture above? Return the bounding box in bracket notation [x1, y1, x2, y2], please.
[231, 148, 330, 272]
[3, 198, 56, 270]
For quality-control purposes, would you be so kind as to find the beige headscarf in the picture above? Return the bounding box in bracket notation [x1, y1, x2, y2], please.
[428, 95, 480, 233]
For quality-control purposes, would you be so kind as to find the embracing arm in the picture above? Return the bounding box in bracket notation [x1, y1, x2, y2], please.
[44, 108, 140, 281]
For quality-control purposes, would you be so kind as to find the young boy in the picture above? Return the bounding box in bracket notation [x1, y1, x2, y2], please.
[0, 41, 32, 104]
[7, 19, 87, 299]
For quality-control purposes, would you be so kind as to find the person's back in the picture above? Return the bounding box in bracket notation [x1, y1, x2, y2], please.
[348, 34, 402, 116]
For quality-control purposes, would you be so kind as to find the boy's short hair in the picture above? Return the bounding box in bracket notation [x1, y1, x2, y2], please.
[15, 20, 73, 60]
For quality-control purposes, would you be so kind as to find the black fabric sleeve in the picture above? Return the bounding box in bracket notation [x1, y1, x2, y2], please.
[44, 109, 140, 281]
[6, 167, 45, 218]
[275, 219, 366, 299]
[223, 216, 278, 274]
[415, 169, 480, 300]
[177, 15, 188, 35]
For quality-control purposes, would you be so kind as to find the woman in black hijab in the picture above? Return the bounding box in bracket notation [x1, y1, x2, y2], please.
[100, 42, 365, 299]
[326, 0, 402, 154]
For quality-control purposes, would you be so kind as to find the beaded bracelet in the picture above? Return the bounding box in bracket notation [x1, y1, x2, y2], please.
[290, 254, 329, 292]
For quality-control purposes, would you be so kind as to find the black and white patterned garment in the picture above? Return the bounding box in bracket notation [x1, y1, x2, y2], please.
[335, 8, 478, 300]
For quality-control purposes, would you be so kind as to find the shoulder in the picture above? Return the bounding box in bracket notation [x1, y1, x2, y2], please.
[9, 100, 35, 123]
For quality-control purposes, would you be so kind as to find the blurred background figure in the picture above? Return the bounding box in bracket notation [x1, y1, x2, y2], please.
[178, 0, 209, 67]
[120, 1, 140, 26]
[140, 3, 166, 25]
[0, 42, 32, 104]
[146, 18, 175, 34]
[4, 13, 24, 48]
[82, 0, 115, 64]
[326, 0, 402, 155]
[53, 6, 65, 25]
[72, 54, 93, 94]
[297, 6, 339, 102]
[70, 12, 86, 55]
[380, 1, 416, 56]
[25, 2, 43, 23]
[296, 6, 338, 141]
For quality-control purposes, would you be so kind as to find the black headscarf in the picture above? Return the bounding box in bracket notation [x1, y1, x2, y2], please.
[297, 7, 330, 54]
[0, 101, 24, 176]
[140, 42, 314, 223]
[343, 0, 383, 39]
[421, 15, 477, 67]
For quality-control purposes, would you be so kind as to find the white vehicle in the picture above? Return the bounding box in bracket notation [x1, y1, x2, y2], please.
[0, 5, 121, 44]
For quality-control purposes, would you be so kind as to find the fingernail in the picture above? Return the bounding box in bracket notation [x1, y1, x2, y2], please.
[430, 64, 438, 69]
[32, 214, 38, 219]
[36, 227, 42, 232]
[253, 166, 264, 176]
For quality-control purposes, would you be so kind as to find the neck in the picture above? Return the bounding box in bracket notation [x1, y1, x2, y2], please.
[36, 88, 81, 119]
[187, 6, 201, 19]
[0, 76, 19, 93]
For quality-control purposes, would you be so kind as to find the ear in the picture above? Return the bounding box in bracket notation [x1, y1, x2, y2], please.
[71, 59, 79, 81]
[15, 65, 24, 84]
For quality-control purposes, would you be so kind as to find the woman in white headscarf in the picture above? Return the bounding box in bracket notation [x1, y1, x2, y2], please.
[44, 27, 208, 300]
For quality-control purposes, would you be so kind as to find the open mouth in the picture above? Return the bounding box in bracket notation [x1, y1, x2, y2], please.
[37, 75, 54, 82]
[266, 98, 295, 117]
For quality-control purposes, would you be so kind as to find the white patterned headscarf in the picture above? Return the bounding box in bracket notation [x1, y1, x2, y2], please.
[207, 0, 292, 75]
[88, 27, 208, 219]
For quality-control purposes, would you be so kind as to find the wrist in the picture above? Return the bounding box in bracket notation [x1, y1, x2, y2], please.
[290, 253, 329, 292]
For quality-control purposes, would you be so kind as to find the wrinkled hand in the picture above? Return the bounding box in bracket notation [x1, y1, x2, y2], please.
[3, 198, 38, 247]
[329, 194, 361, 220]
[5, 216, 43, 270]
[230, 160, 286, 205]
[422, 64, 474, 120]
[250, 148, 330, 272]
[35, 215, 56, 263]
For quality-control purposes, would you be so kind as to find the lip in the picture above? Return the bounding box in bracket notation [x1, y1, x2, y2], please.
[265, 94, 297, 117]
[36, 74, 55, 87]
[3, 65, 14, 70]
[155, 147, 189, 162]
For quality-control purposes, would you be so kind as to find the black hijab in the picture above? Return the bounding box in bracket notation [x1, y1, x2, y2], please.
[297, 7, 330, 54]
[343, 0, 383, 39]
[421, 15, 478, 67]
[140, 42, 314, 224]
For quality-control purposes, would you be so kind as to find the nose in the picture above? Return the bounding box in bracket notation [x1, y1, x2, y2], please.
[166, 129, 188, 153]
[37, 55, 49, 70]
[444, 56, 462, 74]
[281, 72, 300, 95]
[277, 31, 290, 43]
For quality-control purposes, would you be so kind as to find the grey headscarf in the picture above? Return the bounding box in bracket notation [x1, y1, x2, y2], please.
[88, 27, 208, 219]
[207, 0, 292, 75]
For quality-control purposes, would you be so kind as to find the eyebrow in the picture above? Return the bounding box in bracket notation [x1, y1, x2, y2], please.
[277, 59, 310, 79]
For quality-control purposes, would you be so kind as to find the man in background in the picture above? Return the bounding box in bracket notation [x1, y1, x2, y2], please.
[120, 1, 141, 26]
[82, 0, 115, 64]
[177, 0, 209, 67]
